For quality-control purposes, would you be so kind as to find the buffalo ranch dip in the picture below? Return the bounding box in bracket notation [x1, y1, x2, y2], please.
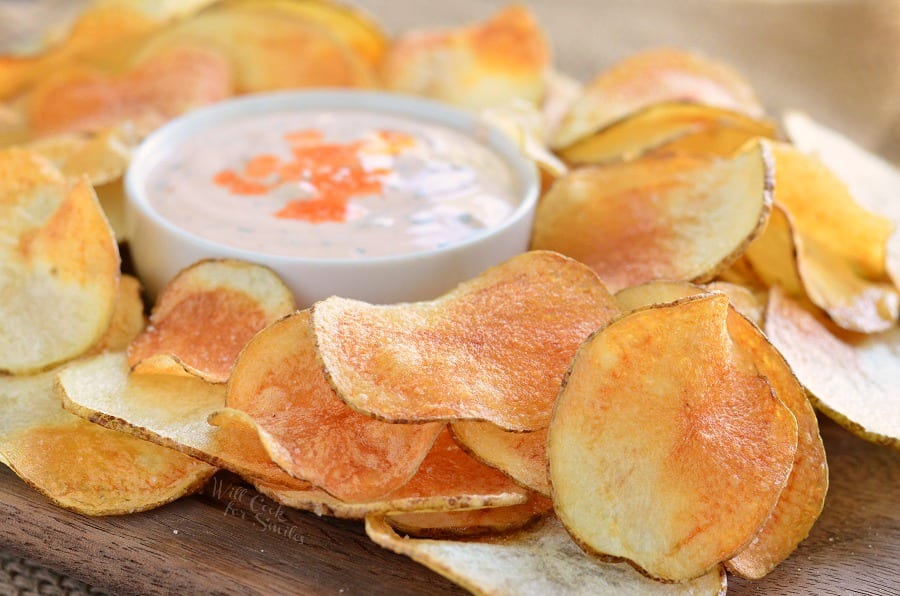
[145, 109, 521, 259]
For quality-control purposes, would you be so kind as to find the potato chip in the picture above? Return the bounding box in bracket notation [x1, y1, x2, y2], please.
[765, 143, 898, 332]
[385, 494, 553, 538]
[220, 0, 388, 68]
[480, 100, 568, 180]
[224, 310, 444, 502]
[450, 422, 550, 495]
[0, 148, 119, 374]
[57, 351, 309, 489]
[0, 367, 215, 516]
[765, 285, 900, 448]
[0, 5, 162, 99]
[560, 103, 775, 165]
[784, 111, 900, 290]
[614, 279, 763, 325]
[611, 281, 827, 577]
[531, 139, 773, 292]
[88, 274, 146, 353]
[257, 428, 530, 519]
[549, 294, 797, 581]
[26, 123, 139, 185]
[134, 3, 374, 95]
[742, 203, 806, 298]
[312, 251, 618, 431]
[379, 5, 549, 109]
[553, 48, 764, 149]
[26, 42, 233, 136]
[366, 515, 728, 595]
[127, 259, 295, 383]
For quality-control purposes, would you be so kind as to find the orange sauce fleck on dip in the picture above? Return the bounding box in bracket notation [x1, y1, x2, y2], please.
[213, 129, 415, 223]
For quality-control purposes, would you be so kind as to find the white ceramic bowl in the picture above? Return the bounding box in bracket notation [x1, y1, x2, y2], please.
[125, 90, 539, 306]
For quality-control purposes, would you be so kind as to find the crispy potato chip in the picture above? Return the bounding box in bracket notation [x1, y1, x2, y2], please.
[531, 139, 773, 292]
[366, 515, 728, 595]
[742, 203, 806, 298]
[26, 42, 233, 136]
[127, 259, 295, 383]
[549, 294, 797, 581]
[221, 0, 388, 68]
[784, 111, 900, 289]
[611, 281, 826, 577]
[614, 279, 763, 325]
[312, 251, 618, 431]
[0, 149, 119, 374]
[765, 286, 900, 448]
[0, 367, 215, 516]
[57, 351, 310, 489]
[450, 422, 550, 496]
[224, 310, 444, 502]
[89, 274, 146, 353]
[257, 428, 530, 519]
[385, 494, 553, 538]
[134, 3, 374, 95]
[480, 100, 568, 180]
[553, 48, 764, 149]
[26, 123, 139, 185]
[379, 5, 549, 109]
[765, 143, 898, 332]
[0, 6, 162, 99]
[560, 103, 775, 166]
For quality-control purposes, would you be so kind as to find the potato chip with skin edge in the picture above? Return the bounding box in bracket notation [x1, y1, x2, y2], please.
[765, 285, 900, 449]
[552, 47, 764, 149]
[311, 251, 619, 431]
[384, 493, 554, 539]
[225, 310, 444, 502]
[549, 294, 798, 582]
[366, 515, 728, 596]
[0, 148, 119, 374]
[0, 368, 215, 516]
[614, 280, 827, 579]
[257, 428, 530, 519]
[127, 258, 295, 383]
[531, 139, 773, 293]
[450, 422, 550, 496]
[58, 352, 310, 490]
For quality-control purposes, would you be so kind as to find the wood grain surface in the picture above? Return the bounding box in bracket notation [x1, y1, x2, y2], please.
[0, 417, 896, 595]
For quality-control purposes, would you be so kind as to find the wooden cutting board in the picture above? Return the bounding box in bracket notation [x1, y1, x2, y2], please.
[0, 417, 896, 595]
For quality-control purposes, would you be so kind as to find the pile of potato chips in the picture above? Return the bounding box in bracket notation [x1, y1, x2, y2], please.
[1, 1, 898, 594]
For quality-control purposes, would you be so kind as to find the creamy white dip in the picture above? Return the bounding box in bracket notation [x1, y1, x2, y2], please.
[145, 109, 519, 259]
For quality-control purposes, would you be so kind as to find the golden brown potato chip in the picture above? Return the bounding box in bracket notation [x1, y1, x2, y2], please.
[379, 5, 549, 109]
[784, 111, 900, 290]
[26, 123, 139, 185]
[220, 0, 388, 68]
[225, 310, 444, 502]
[703, 281, 765, 327]
[0, 367, 215, 516]
[26, 42, 233, 136]
[57, 351, 310, 489]
[765, 285, 900, 448]
[450, 422, 550, 496]
[614, 279, 763, 326]
[553, 48, 764, 149]
[134, 3, 374, 95]
[127, 259, 295, 383]
[611, 280, 826, 577]
[89, 274, 146, 353]
[560, 103, 775, 166]
[0, 148, 119, 374]
[765, 143, 898, 332]
[257, 428, 530, 519]
[0, 6, 162, 99]
[366, 515, 728, 595]
[531, 139, 773, 292]
[312, 251, 619, 431]
[549, 294, 797, 581]
[742, 203, 806, 298]
[385, 494, 553, 538]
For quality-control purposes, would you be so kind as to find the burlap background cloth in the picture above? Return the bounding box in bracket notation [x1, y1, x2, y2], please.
[0, 0, 898, 594]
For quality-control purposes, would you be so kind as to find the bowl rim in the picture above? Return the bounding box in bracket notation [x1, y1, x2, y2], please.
[124, 89, 540, 267]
